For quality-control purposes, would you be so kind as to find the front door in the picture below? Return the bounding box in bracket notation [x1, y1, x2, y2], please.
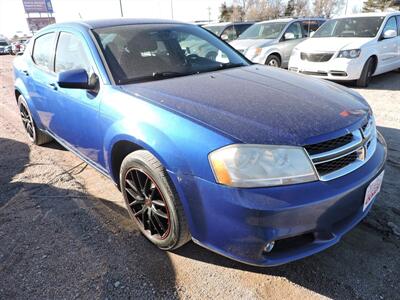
[50, 31, 103, 164]
[278, 22, 306, 67]
[376, 16, 399, 73]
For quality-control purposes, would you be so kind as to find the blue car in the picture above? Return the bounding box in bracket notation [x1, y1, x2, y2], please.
[13, 19, 387, 266]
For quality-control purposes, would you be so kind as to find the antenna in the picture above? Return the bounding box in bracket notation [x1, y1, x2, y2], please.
[119, 0, 124, 17]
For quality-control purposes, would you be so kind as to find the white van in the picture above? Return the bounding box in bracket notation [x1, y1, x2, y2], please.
[288, 12, 400, 87]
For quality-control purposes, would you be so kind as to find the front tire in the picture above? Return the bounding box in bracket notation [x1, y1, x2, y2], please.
[265, 54, 281, 68]
[356, 57, 375, 87]
[120, 150, 190, 250]
[18, 95, 52, 145]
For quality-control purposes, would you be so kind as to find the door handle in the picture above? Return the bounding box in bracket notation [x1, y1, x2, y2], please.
[22, 70, 29, 76]
[49, 83, 58, 91]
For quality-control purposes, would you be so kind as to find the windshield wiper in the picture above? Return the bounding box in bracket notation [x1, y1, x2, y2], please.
[213, 62, 248, 71]
[118, 71, 194, 84]
[151, 71, 190, 79]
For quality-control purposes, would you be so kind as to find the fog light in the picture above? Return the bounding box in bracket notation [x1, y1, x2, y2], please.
[263, 241, 275, 253]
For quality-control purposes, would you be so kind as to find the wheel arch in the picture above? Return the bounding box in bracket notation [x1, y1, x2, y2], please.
[110, 139, 144, 186]
[265, 52, 282, 65]
[369, 54, 378, 75]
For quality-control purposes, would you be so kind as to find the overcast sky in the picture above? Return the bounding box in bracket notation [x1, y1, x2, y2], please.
[0, 0, 363, 37]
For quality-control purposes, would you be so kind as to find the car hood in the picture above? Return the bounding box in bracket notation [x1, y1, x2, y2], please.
[230, 39, 274, 51]
[120, 65, 370, 146]
[297, 37, 374, 52]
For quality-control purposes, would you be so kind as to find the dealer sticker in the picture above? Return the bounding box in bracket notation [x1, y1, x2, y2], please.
[364, 171, 384, 211]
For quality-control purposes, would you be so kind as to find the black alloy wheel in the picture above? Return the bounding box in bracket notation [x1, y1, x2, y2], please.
[120, 150, 190, 250]
[18, 95, 52, 145]
[124, 168, 171, 239]
[19, 101, 36, 141]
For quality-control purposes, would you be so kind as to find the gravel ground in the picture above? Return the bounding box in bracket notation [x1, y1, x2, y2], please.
[0, 55, 399, 299]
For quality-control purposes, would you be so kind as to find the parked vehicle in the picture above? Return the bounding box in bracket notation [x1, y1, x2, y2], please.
[0, 40, 11, 55]
[11, 39, 28, 55]
[229, 18, 325, 67]
[288, 12, 400, 87]
[203, 22, 255, 41]
[14, 19, 386, 267]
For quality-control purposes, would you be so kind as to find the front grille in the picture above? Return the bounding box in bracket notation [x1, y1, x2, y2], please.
[305, 133, 353, 155]
[304, 117, 377, 181]
[301, 52, 334, 62]
[315, 152, 358, 176]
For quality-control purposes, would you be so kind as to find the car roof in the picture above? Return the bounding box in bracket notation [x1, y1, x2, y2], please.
[44, 18, 186, 31]
[204, 21, 254, 27]
[334, 11, 399, 19]
[256, 17, 325, 24]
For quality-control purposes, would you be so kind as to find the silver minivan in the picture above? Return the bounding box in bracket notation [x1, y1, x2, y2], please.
[230, 18, 325, 68]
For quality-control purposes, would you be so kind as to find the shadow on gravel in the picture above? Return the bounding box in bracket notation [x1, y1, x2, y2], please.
[174, 125, 400, 299]
[0, 138, 178, 299]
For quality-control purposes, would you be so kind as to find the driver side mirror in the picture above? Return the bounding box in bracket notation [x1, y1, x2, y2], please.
[58, 69, 98, 90]
[382, 29, 397, 39]
[284, 32, 295, 40]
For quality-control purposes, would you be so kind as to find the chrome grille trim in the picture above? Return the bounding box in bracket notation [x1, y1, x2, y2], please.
[304, 117, 377, 181]
[300, 52, 334, 62]
[310, 130, 363, 163]
[318, 135, 376, 181]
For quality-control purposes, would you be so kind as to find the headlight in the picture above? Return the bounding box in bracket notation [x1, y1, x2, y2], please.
[208, 144, 318, 188]
[338, 49, 361, 59]
[245, 47, 262, 59]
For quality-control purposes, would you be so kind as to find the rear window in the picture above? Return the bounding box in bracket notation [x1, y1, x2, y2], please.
[32, 33, 56, 71]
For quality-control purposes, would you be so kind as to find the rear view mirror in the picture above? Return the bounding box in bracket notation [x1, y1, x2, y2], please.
[284, 32, 295, 40]
[383, 29, 396, 39]
[58, 69, 96, 90]
[221, 34, 229, 41]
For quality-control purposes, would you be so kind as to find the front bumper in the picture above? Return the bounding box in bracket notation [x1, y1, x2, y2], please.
[172, 135, 387, 266]
[288, 55, 365, 81]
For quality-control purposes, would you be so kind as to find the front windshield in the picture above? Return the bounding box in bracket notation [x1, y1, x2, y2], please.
[93, 24, 249, 84]
[238, 22, 287, 39]
[0, 41, 8, 46]
[204, 25, 226, 36]
[313, 17, 385, 38]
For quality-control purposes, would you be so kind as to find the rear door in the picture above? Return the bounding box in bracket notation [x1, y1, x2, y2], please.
[28, 32, 58, 130]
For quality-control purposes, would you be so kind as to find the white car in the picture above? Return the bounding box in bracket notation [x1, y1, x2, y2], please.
[288, 12, 400, 87]
[229, 18, 325, 68]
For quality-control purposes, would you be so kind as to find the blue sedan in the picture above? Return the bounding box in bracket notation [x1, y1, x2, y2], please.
[13, 19, 387, 266]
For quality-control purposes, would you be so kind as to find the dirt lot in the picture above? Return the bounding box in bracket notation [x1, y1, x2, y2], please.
[0, 55, 399, 299]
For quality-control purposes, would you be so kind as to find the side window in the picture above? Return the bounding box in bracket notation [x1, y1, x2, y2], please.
[235, 24, 252, 36]
[301, 20, 321, 37]
[397, 16, 400, 35]
[284, 22, 303, 40]
[178, 33, 219, 61]
[55, 32, 92, 74]
[32, 32, 56, 71]
[222, 25, 237, 41]
[383, 17, 397, 35]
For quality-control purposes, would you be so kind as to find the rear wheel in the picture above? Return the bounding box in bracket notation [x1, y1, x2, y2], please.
[120, 150, 190, 250]
[356, 57, 375, 87]
[18, 95, 52, 145]
[265, 54, 281, 68]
